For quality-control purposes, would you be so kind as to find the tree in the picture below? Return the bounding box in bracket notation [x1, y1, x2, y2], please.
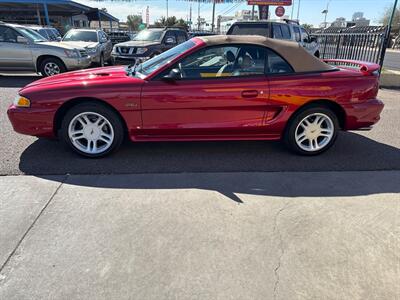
[302, 23, 314, 32]
[127, 15, 143, 31]
[380, 6, 400, 29]
[154, 16, 167, 27]
[154, 16, 188, 30]
[176, 18, 189, 30]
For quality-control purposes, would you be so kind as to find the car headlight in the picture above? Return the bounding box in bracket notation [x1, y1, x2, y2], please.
[136, 47, 148, 55]
[86, 47, 98, 54]
[13, 95, 30, 108]
[64, 49, 79, 58]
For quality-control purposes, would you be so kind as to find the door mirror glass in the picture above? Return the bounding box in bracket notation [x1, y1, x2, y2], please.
[17, 36, 28, 44]
[165, 37, 176, 45]
[163, 68, 181, 80]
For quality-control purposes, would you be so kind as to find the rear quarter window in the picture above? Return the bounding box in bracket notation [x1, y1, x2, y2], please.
[266, 49, 294, 74]
[293, 26, 301, 42]
[280, 24, 291, 39]
[272, 24, 283, 39]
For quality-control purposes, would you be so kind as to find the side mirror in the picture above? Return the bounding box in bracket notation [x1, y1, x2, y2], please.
[163, 68, 181, 81]
[165, 37, 176, 45]
[17, 36, 28, 44]
[309, 35, 317, 43]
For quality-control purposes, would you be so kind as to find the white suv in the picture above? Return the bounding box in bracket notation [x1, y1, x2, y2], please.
[227, 20, 320, 57]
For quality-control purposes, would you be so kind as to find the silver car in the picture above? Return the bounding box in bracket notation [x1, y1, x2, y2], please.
[28, 26, 62, 42]
[0, 23, 91, 76]
[62, 29, 113, 66]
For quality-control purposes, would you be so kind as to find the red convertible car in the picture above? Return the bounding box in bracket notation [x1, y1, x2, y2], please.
[8, 35, 383, 157]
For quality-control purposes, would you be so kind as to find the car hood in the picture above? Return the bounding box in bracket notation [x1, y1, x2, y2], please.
[21, 66, 142, 91]
[60, 41, 99, 49]
[38, 41, 84, 50]
[115, 40, 160, 47]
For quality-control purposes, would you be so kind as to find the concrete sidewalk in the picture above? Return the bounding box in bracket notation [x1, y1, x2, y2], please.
[1, 172, 399, 300]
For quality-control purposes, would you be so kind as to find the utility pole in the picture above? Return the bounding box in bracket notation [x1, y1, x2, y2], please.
[379, 0, 399, 71]
[251, 5, 255, 20]
[322, 0, 331, 28]
[146, 6, 149, 28]
[189, 4, 192, 30]
[197, 1, 200, 30]
[296, 0, 301, 21]
[166, 0, 169, 19]
[211, 0, 216, 32]
[291, 0, 295, 19]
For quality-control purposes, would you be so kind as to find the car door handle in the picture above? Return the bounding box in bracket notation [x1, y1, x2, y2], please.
[241, 90, 258, 98]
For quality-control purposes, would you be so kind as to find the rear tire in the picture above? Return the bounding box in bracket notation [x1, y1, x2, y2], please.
[60, 103, 124, 158]
[39, 57, 66, 77]
[284, 106, 339, 155]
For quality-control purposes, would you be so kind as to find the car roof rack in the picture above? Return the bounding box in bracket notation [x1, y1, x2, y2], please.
[283, 19, 299, 25]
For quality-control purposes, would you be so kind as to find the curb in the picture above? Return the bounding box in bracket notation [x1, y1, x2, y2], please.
[380, 71, 400, 89]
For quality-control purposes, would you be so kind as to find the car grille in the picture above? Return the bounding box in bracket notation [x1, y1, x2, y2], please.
[117, 46, 136, 55]
[79, 50, 88, 57]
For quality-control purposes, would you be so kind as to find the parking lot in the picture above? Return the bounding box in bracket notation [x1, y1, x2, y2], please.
[1, 75, 400, 299]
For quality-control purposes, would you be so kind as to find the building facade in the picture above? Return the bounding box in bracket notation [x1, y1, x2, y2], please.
[0, 0, 119, 34]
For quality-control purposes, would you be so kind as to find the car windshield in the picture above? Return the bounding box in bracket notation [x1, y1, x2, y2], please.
[133, 30, 162, 41]
[63, 30, 98, 42]
[133, 40, 196, 77]
[18, 27, 48, 42]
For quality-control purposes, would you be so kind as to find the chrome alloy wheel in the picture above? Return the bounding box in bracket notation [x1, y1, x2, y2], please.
[294, 113, 334, 152]
[68, 112, 114, 155]
[44, 62, 61, 76]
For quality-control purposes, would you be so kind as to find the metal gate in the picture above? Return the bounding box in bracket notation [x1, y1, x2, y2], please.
[314, 26, 387, 64]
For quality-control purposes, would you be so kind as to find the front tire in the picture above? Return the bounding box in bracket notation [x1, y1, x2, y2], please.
[284, 106, 339, 155]
[60, 103, 124, 158]
[39, 57, 66, 77]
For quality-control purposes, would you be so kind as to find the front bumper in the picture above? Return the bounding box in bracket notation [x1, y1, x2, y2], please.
[343, 98, 384, 130]
[7, 105, 55, 138]
[64, 56, 92, 71]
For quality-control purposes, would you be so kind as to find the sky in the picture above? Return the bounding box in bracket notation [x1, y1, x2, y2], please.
[75, 0, 399, 27]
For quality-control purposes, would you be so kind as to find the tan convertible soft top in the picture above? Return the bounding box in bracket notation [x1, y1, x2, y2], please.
[197, 35, 335, 73]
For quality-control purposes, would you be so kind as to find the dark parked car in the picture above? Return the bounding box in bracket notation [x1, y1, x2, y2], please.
[227, 20, 320, 57]
[112, 27, 189, 66]
[188, 31, 217, 38]
[106, 30, 131, 45]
